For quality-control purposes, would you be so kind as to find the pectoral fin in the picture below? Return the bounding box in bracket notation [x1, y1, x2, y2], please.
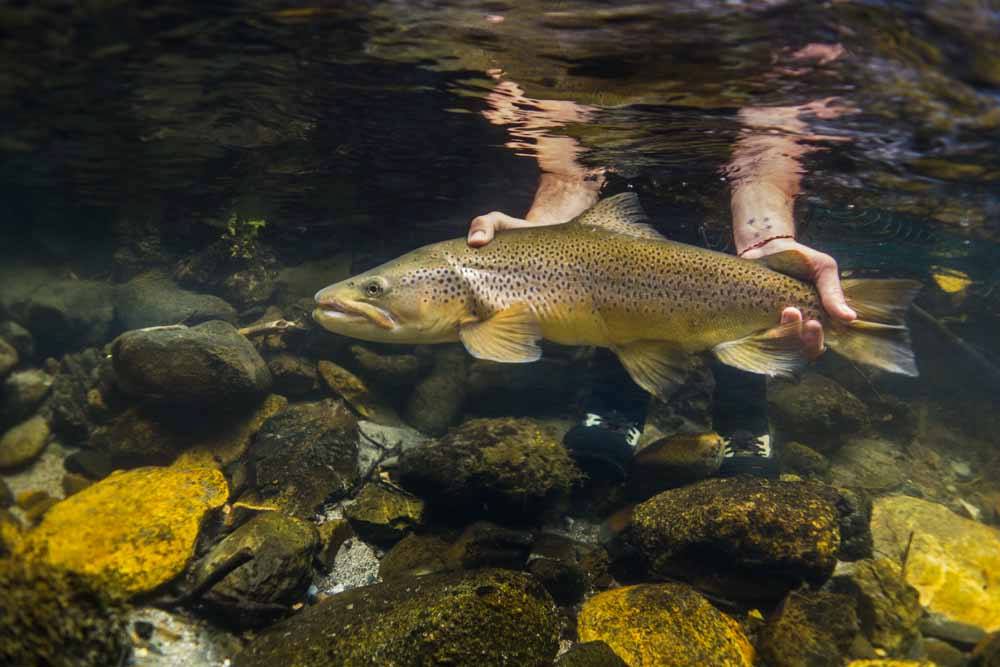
[459, 303, 542, 363]
[712, 321, 807, 376]
[612, 341, 691, 398]
[755, 249, 813, 281]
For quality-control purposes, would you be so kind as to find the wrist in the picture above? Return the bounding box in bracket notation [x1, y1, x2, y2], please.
[738, 235, 798, 259]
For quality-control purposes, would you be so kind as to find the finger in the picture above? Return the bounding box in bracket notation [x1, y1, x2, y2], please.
[802, 319, 825, 359]
[815, 263, 857, 322]
[467, 214, 499, 247]
[780, 307, 803, 326]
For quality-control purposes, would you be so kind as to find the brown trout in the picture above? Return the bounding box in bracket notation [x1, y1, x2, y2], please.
[313, 194, 919, 396]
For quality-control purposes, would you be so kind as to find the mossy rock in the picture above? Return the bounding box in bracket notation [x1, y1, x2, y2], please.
[398, 417, 581, 522]
[344, 483, 425, 546]
[317, 360, 378, 418]
[627, 432, 724, 498]
[623, 477, 840, 600]
[17, 466, 228, 597]
[768, 374, 869, 455]
[379, 533, 453, 580]
[757, 589, 860, 667]
[0, 557, 129, 667]
[577, 583, 755, 666]
[781, 441, 829, 477]
[831, 558, 922, 654]
[555, 641, 628, 666]
[403, 345, 467, 436]
[234, 568, 560, 667]
[189, 511, 318, 629]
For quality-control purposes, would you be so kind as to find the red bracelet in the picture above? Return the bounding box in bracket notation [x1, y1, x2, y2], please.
[737, 234, 795, 257]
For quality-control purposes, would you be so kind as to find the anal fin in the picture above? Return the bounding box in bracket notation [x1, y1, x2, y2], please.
[459, 302, 542, 363]
[712, 321, 807, 377]
[612, 341, 691, 398]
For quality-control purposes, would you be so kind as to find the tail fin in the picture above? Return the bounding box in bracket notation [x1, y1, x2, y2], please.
[826, 279, 922, 376]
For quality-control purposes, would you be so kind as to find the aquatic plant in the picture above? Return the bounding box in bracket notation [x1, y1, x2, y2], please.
[223, 214, 268, 260]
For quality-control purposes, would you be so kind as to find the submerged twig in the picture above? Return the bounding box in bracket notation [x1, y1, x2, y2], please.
[901, 530, 915, 578]
[912, 305, 1000, 387]
[238, 318, 306, 337]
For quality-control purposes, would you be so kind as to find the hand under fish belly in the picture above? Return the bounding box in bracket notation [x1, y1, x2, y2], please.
[314, 194, 920, 397]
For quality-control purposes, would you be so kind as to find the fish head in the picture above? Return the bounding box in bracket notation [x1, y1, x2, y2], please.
[313, 246, 468, 344]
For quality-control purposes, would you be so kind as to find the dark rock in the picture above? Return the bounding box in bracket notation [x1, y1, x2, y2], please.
[0, 479, 11, 507]
[823, 485, 874, 561]
[404, 345, 467, 435]
[782, 441, 830, 477]
[0, 321, 34, 361]
[111, 321, 271, 408]
[317, 360, 381, 419]
[622, 477, 840, 600]
[19, 490, 58, 524]
[757, 589, 861, 667]
[64, 449, 115, 480]
[89, 406, 188, 467]
[922, 613, 987, 647]
[0, 338, 16, 379]
[133, 620, 155, 641]
[350, 344, 429, 387]
[234, 569, 560, 667]
[344, 483, 425, 546]
[554, 642, 628, 667]
[768, 374, 869, 455]
[221, 265, 277, 310]
[189, 512, 319, 629]
[972, 632, 1000, 667]
[577, 583, 754, 666]
[5, 279, 116, 356]
[924, 637, 970, 667]
[246, 399, 359, 518]
[465, 356, 581, 417]
[830, 438, 907, 492]
[448, 521, 534, 571]
[44, 348, 111, 446]
[0, 415, 51, 470]
[173, 239, 279, 310]
[316, 519, 355, 571]
[2, 368, 53, 424]
[267, 353, 318, 396]
[114, 271, 236, 330]
[379, 533, 453, 580]
[830, 559, 922, 655]
[0, 558, 129, 667]
[0, 509, 21, 555]
[398, 417, 581, 523]
[627, 432, 724, 498]
[527, 533, 609, 605]
[61, 472, 93, 497]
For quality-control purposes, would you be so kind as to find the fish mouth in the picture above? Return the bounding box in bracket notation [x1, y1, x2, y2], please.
[313, 293, 396, 330]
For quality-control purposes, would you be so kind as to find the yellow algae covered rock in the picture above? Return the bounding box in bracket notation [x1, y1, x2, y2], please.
[318, 360, 376, 418]
[846, 661, 934, 667]
[18, 466, 228, 597]
[872, 495, 1000, 634]
[577, 583, 754, 667]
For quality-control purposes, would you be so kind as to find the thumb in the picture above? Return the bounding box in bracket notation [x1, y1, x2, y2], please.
[815, 264, 857, 322]
[467, 216, 496, 247]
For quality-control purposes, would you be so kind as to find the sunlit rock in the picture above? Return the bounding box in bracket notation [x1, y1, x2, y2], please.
[577, 583, 754, 667]
[343, 482, 425, 546]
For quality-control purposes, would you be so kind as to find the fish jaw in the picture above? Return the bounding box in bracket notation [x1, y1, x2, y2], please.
[313, 285, 398, 335]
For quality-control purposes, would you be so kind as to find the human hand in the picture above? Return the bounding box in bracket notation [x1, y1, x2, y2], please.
[743, 238, 857, 359]
[467, 211, 538, 247]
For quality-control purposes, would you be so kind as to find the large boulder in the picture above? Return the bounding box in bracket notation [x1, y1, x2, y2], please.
[245, 399, 359, 518]
[114, 271, 236, 330]
[188, 511, 318, 629]
[0, 558, 129, 667]
[768, 373, 869, 454]
[872, 494, 1000, 638]
[398, 417, 581, 523]
[757, 589, 861, 667]
[16, 466, 229, 598]
[5, 279, 116, 355]
[234, 569, 560, 667]
[577, 583, 755, 667]
[111, 321, 271, 407]
[622, 477, 840, 600]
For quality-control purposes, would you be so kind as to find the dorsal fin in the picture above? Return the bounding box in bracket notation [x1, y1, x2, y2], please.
[572, 192, 668, 242]
[755, 249, 813, 281]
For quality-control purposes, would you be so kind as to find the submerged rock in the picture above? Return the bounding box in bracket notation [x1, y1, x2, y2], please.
[627, 432, 724, 498]
[344, 482, 425, 546]
[266, 353, 318, 397]
[1, 368, 53, 424]
[235, 569, 560, 667]
[17, 466, 229, 598]
[622, 477, 840, 600]
[831, 558, 923, 655]
[0, 337, 16, 379]
[527, 532, 609, 605]
[378, 533, 453, 580]
[829, 438, 907, 492]
[448, 521, 534, 571]
[781, 441, 830, 477]
[403, 345, 467, 435]
[115, 271, 236, 330]
[350, 343, 429, 387]
[0, 321, 33, 360]
[577, 583, 754, 667]
[872, 494, 1000, 636]
[398, 417, 581, 523]
[769, 374, 869, 454]
[44, 347, 111, 446]
[317, 360, 378, 418]
[757, 589, 861, 667]
[0, 557, 129, 667]
[0, 415, 50, 470]
[246, 399, 358, 518]
[554, 642, 629, 667]
[112, 320, 271, 407]
[6, 279, 116, 355]
[190, 511, 318, 629]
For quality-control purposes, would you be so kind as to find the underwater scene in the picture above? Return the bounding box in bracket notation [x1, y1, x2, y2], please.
[1, 1, 1000, 666]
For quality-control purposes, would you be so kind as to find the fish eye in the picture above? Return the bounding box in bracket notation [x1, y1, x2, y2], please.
[364, 281, 383, 297]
